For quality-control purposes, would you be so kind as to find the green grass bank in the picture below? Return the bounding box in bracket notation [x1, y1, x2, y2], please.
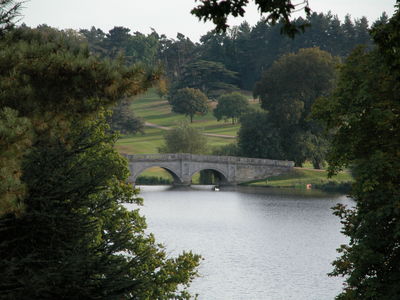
[244, 168, 353, 193]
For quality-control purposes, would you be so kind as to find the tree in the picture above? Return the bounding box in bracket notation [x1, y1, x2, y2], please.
[312, 4, 400, 297]
[173, 59, 238, 98]
[159, 33, 197, 83]
[238, 111, 285, 160]
[103, 26, 131, 60]
[252, 47, 338, 167]
[211, 142, 240, 156]
[109, 98, 144, 134]
[158, 121, 208, 154]
[0, 0, 21, 36]
[1, 115, 200, 299]
[155, 77, 169, 98]
[169, 88, 209, 123]
[193, 12, 372, 91]
[0, 26, 200, 299]
[0, 107, 32, 216]
[79, 26, 107, 57]
[213, 92, 250, 124]
[191, 0, 311, 37]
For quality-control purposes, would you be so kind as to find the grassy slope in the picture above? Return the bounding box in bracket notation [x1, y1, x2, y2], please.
[115, 89, 258, 155]
[246, 168, 353, 188]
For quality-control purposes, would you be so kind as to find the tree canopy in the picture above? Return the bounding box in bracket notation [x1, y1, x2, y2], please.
[0, 0, 21, 36]
[169, 88, 209, 122]
[312, 3, 400, 298]
[240, 47, 338, 167]
[109, 98, 144, 134]
[0, 25, 200, 299]
[213, 92, 250, 124]
[191, 0, 311, 37]
[172, 59, 239, 98]
[238, 111, 284, 159]
[158, 121, 208, 154]
[81, 12, 374, 92]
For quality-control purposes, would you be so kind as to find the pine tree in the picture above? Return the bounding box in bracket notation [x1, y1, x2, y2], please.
[0, 26, 200, 299]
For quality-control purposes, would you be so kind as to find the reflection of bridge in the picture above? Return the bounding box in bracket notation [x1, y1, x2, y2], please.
[125, 153, 294, 186]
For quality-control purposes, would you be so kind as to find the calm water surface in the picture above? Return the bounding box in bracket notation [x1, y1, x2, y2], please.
[125, 186, 353, 300]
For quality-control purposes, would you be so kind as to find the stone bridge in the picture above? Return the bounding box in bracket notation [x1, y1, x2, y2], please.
[124, 153, 294, 186]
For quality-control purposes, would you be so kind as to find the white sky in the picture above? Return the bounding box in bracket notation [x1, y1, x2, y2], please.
[21, 0, 397, 41]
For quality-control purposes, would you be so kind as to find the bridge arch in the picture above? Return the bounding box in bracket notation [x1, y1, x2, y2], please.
[189, 167, 229, 185]
[131, 165, 183, 185]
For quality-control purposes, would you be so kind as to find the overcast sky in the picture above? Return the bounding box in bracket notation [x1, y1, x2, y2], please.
[21, 0, 396, 41]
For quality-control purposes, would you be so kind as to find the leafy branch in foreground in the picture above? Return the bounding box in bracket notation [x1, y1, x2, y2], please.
[191, 0, 311, 37]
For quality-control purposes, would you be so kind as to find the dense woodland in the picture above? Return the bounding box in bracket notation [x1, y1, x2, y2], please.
[79, 12, 380, 91]
[78, 12, 385, 168]
[1, 0, 399, 299]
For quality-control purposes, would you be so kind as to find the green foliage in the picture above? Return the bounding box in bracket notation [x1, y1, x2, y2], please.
[211, 142, 240, 156]
[173, 59, 238, 98]
[109, 99, 144, 134]
[80, 12, 373, 92]
[155, 77, 169, 98]
[136, 175, 172, 185]
[313, 5, 400, 298]
[246, 47, 338, 166]
[196, 12, 372, 90]
[0, 27, 155, 123]
[80, 26, 161, 67]
[0, 26, 200, 299]
[238, 111, 285, 160]
[0, 116, 200, 299]
[0, 107, 33, 216]
[0, 0, 22, 36]
[213, 92, 250, 124]
[191, 0, 311, 37]
[198, 169, 222, 185]
[158, 33, 196, 83]
[169, 88, 209, 123]
[158, 122, 208, 154]
[254, 47, 338, 123]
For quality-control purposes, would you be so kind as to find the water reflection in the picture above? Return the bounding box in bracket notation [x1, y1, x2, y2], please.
[126, 186, 353, 300]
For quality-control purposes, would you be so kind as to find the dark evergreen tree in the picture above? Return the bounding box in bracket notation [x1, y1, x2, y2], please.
[159, 33, 197, 83]
[109, 99, 144, 135]
[313, 4, 400, 297]
[238, 111, 285, 159]
[0, 26, 200, 299]
[79, 26, 107, 57]
[173, 59, 238, 98]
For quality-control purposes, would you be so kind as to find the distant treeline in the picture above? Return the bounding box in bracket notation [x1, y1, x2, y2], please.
[79, 12, 387, 91]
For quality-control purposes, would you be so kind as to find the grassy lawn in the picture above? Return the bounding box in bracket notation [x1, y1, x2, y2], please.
[246, 168, 353, 189]
[130, 88, 260, 133]
[116, 89, 256, 155]
[115, 128, 237, 155]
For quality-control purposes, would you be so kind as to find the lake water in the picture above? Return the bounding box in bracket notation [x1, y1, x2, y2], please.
[125, 185, 353, 300]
